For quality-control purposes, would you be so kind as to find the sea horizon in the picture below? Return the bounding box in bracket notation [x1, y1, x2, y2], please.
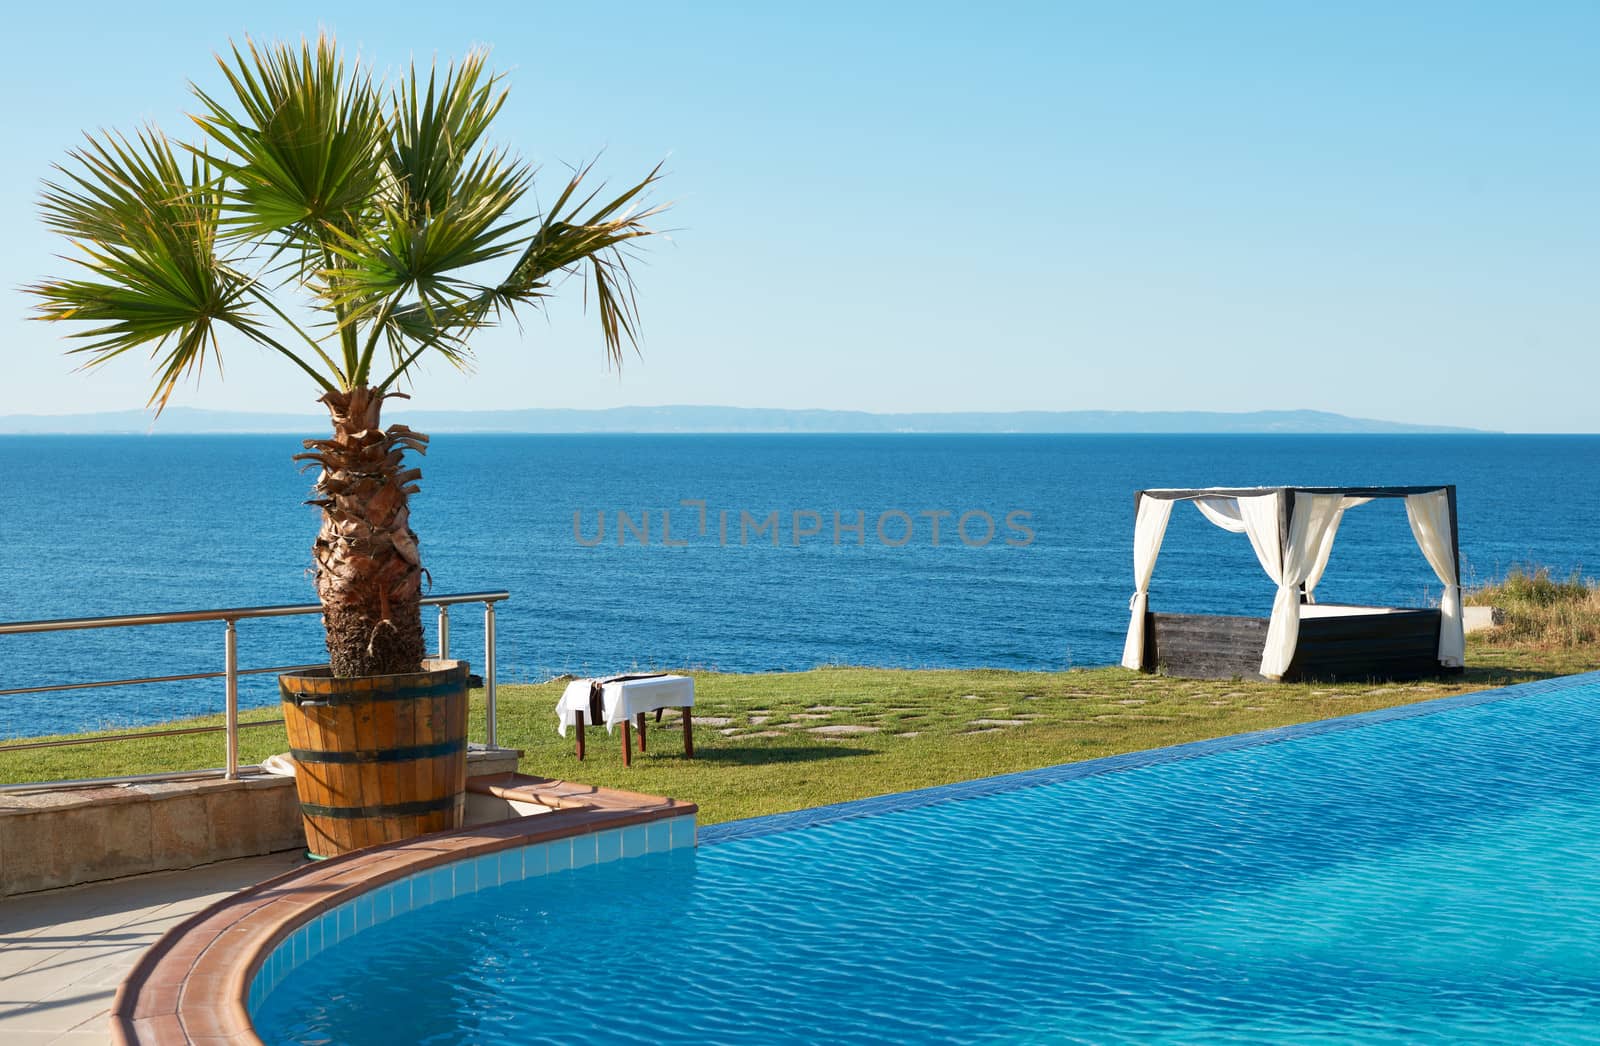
[0, 404, 1501, 435]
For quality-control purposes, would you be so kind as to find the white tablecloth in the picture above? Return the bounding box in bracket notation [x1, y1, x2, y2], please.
[557, 675, 696, 736]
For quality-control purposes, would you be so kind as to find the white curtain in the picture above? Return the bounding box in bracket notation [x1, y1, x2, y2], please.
[1121, 496, 1175, 670]
[1193, 496, 1248, 533]
[1239, 492, 1347, 679]
[1303, 496, 1374, 602]
[1236, 494, 1285, 583]
[1405, 490, 1465, 667]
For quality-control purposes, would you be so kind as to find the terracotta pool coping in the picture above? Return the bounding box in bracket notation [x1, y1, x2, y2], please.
[108, 775, 695, 1045]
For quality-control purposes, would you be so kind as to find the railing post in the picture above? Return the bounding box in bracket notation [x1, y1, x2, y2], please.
[224, 619, 239, 780]
[484, 600, 498, 749]
[436, 605, 451, 660]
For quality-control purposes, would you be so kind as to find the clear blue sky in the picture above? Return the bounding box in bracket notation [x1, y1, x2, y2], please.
[4, 1, 1596, 430]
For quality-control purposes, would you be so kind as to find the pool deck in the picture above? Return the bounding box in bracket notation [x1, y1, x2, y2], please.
[0, 852, 306, 1045]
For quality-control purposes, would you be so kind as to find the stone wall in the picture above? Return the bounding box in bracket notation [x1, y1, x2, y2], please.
[0, 749, 520, 896]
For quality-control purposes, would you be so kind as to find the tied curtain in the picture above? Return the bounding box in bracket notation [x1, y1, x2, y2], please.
[1191, 492, 1347, 678]
[1120, 495, 1174, 670]
[1235, 493, 1346, 679]
[1304, 496, 1374, 601]
[1405, 490, 1465, 667]
[1212, 494, 1376, 602]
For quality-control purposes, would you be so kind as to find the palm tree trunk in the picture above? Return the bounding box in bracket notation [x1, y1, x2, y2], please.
[295, 387, 428, 677]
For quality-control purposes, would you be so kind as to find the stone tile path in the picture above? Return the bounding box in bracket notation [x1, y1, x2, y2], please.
[0, 851, 304, 1044]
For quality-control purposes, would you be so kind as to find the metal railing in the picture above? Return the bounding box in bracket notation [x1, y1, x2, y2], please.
[0, 591, 509, 792]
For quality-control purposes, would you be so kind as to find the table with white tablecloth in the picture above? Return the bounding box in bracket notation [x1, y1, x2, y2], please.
[556, 674, 695, 766]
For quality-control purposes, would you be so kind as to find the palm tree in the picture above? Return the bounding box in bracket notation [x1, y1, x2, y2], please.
[29, 34, 663, 678]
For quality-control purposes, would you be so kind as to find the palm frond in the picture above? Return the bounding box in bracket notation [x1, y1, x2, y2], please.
[321, 55, 534, 385]
[492, 160, 667, 368]
[319, 153, 531, 317]
[190, 33, 387, 246]
[380, 298, 486, 380]
[387, 49, 509, 220]
[27, 129, 281, 411]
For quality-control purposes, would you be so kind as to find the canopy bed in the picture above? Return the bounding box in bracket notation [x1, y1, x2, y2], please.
[1120, 485, 1465, 682]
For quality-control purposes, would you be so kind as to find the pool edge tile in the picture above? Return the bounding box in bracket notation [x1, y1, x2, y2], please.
[621, 824, 648, 858]
[524, 842, 550, 878]
[550, 838, 576, 876]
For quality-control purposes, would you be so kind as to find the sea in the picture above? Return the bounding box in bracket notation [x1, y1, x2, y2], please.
[0, 434, 1594, 739]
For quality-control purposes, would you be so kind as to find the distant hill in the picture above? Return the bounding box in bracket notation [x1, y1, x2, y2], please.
[0, 405, 1485, 435]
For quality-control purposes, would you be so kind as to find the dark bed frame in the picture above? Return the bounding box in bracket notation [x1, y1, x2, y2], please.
[1135, 486, 1463, 683]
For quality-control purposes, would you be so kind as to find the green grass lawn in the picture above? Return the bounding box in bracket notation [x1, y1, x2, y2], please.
[5, 639, 1593, 824]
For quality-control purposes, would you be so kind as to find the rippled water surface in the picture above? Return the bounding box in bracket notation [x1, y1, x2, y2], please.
[255, 677, 1600, 1044]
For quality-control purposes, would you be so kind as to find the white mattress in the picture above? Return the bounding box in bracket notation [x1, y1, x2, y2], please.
[1299, 604, 1404, 618]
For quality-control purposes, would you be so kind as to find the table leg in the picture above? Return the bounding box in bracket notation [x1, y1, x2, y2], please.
[575, 711, 586, 761]
[621, 720, 632, 768]
[637, 712, 647, 753]
[682, 707, 694, 759]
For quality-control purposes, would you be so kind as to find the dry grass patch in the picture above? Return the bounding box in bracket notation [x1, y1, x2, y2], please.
[1470, 564, 1600, 647]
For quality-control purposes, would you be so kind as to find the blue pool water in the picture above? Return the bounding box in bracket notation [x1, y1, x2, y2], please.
[254, 674, 1600, 1044]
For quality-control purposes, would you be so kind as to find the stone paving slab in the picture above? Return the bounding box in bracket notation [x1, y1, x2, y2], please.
[0, 851, 305, 1044]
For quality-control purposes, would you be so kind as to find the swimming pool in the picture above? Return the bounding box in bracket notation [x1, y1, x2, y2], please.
[253, 674, 1600, 1044]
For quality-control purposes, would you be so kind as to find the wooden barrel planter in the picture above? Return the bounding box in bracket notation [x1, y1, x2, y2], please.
[279, 659, 470, 859]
